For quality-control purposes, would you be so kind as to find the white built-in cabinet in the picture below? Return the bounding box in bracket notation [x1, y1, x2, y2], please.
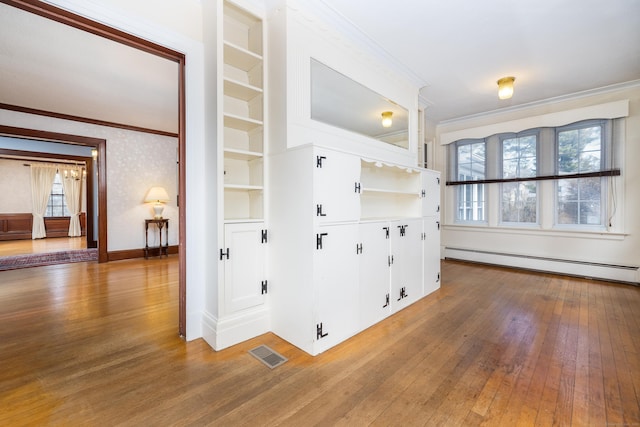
[270, 146, 441, 355]
[213, 0, 269, 350]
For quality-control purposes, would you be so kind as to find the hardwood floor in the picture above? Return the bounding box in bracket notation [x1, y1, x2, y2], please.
[0, 258, 638, 426]
[0, 236, 86, 257]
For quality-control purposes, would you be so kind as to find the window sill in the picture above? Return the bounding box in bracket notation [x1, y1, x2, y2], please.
[443, 223, 628, 241]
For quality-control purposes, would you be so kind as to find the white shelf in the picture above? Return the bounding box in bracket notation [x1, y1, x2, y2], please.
[224, 41, 262, 72]
[224, 147, 263, 161]
[361, 187, 420, 196]
[224, 78, 263, 101]
[224, 184, 264, 191]
[224, 113, 263, 132]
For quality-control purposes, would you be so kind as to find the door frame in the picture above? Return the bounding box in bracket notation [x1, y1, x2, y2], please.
[2, 0, 187, 337]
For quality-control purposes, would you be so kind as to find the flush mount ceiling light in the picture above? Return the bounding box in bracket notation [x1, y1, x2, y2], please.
[381, 111, 393, 128]
[497, 76, 515, 100]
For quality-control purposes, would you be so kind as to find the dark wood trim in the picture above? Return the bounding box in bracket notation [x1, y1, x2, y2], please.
[178, 58, 187, 337]
[1, 0, 187, 337]
[0, 103, 178, 138]
[0, 0, 184, 63]
[0, 124, 104, 146]
[0, 147, 99, 250]
[445, 169, 621, 186]
[107, 245, 179, 262]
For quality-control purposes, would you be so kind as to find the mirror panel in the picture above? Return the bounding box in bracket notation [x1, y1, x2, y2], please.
[310, 59, 409, 149]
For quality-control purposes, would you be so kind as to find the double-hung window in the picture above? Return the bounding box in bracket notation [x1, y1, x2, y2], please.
[501, 133, 537, 224]
[556, 120, 608, 227]
[455, 139, 486, 222]
[45, 172, 70, 217]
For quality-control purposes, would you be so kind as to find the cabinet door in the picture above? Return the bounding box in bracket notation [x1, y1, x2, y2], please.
[390, 218, 423, 311]
[422, 170, 441, 217]
[423, 217, 441, 296]
[223, 222, 267, 313]
[314, 224, 360, 354]
[359, 222, 392, 329]
[313, 148, 361, 223]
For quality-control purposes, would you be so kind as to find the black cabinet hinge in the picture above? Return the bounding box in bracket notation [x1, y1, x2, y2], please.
[354, 182, 361, 193]
[261, 229, 268, 243]
[356, 243, 363, 254]
[421, 232, 426, 241]
[261, 280, 268, 294]
[316, 322, 328, 339]
[383, 226, 389, 239]
[316, 233, 328, 250]
[316, 155, 326, 168]
[421, 189, 426, 198]
[397, 286, 408, 301]
[388, 255, 394, 266]
[383, 293, 390, 308]
[398, 224, 408, 237]
[219, 248, 229, 260]
[316, 204, 326, 217]
[437, 205, 440, 213]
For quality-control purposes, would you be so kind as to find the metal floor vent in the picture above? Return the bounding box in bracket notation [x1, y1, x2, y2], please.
[249, 345, 288, 369]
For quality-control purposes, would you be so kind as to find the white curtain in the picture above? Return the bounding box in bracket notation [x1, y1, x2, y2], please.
[60, 165, 84, 237]
[30, 164, 57, 239]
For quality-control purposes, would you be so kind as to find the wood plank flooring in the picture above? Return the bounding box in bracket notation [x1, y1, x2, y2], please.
[0, 236, 86, 257]
[0, 258, 638, 426]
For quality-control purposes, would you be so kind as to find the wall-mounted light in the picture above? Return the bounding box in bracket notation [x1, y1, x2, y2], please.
[497, 76, 515, 100]
[381, 111, 393, 128]
[91, 148, 98, 160]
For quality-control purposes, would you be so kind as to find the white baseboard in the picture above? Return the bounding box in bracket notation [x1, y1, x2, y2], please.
[444, 247, 639, 285]
[202, 307, 271, 351]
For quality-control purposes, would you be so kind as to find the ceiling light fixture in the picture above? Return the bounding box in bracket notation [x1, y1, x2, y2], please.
[381, 111, 393, 128]
[497, 76, 515, 100]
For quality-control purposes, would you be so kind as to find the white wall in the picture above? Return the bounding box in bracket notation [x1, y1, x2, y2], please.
[434, 84, 640, 283]
[0, 159, 31, 213]
[0, 109, 179, 250]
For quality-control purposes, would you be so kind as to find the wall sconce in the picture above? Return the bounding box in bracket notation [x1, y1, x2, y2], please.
[91, 148, 98, 160]
[145, 186, 170, 219]
[381, 111, 393, 128]
[497, 76, 515, 100]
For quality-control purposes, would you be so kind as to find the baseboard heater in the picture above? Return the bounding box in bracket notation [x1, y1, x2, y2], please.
[444, 247, 639, 285]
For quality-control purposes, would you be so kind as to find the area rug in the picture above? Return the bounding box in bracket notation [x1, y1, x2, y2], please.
[0, 249, 98, 271]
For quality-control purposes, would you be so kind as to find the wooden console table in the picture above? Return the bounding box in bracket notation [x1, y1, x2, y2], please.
[144, 219, 169, 259]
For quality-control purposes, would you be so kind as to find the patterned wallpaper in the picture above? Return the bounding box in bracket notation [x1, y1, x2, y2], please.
[0, 109, 179, 251]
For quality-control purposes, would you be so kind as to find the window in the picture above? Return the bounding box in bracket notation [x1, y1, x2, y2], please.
[449, 118, 618, 230]
[456, 140, 486, 222]
[556, 121, 606, 226]
[501, 133, 537, 224]
[45, 173, 70, 217]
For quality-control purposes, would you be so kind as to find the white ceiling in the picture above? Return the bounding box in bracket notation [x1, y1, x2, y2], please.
[0, 1, 639, 133]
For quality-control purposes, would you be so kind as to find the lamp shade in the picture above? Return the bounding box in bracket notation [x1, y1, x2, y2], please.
[381, 111, 393, 128]
[145, 186, 170, 203]
[497, 76, 515, 100]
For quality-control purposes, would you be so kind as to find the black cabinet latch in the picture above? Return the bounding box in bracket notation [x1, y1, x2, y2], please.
[316, 323, 328, 339]
[383, 293, 390, 308]
[220, 248, 229, 260]
[421, 232, 426, 241]
[397, 286, 408, 301]
[383, 226, 389, 239]
[398, 224, 408, 237]
[316, 155, 326, 168]
[316, 233, 328, 250]
[388, 255, 394, 266]
[421, 189, 426, 198]
[436, 221, 440, 230]
[436, 273, 441, 283]
[316, 204, 326, 217]
[261, 280, 268, 294]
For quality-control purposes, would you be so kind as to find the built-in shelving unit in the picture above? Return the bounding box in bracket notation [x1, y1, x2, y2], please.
[222, 0, 264, 221]
[360, 159, 422, 220]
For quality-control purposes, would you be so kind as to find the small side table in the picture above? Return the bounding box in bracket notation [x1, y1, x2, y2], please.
[145, 219, 169, 259]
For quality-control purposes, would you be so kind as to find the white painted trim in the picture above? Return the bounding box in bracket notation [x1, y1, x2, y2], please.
[440, 99, 630, 145]
[202, 308, 271, 350]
